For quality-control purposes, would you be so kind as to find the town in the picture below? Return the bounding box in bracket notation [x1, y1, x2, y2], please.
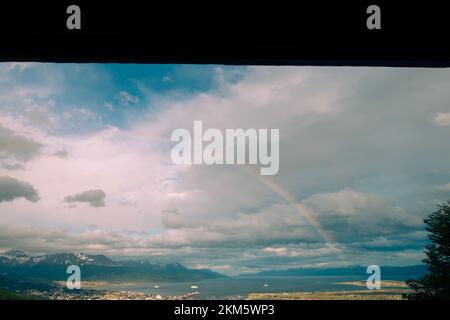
[22, 288, 199, 300]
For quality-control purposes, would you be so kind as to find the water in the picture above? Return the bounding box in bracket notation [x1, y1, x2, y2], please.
[103, 275, 405, 299]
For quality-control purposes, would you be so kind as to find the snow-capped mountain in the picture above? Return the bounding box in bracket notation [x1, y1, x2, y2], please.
[0, 249, 224, 283]
[0, 249, 120, 266]
[0, 249, 31, 264]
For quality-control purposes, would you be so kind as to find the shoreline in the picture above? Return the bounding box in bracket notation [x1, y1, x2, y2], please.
[247, 280, 411, 300]
[246, 289, 410, 300]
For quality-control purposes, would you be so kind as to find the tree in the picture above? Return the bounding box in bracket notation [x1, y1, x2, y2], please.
[405, 200, 450, 299]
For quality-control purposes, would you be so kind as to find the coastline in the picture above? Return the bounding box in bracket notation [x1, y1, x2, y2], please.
[246, 280, 411, 300]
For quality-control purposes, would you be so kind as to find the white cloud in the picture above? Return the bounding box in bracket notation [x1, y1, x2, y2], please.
[434, 112, 450, 126]
[104, 101, 114, 112]
[162, 75, 173, 83]
[119, 91, 140, 105]
[5, 62, 34, 72]
[436, 183, 450, 191]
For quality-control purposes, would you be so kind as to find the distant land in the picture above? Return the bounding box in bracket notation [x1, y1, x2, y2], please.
[0, 288, 36, 300]
[246, 265, 427, 278]
[246, 289, 408, 300]
[0, 249, 225, 289]
[0, 249, 428, 300]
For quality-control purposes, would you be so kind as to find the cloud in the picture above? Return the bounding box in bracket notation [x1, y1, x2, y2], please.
[157, 203, 320, 248]
[2, 64, 450, 271]
[436, 183, 450, 191]
[104, 101, 114, 111]
[5, 62, 33, 72]
[0, 221, 426, 274]
[262, 245, 337, 258]
[162, 75, 173, 83]
[64, 189, 106, 207]
[0, 224, 134, 254]
[0, 124, 42, 161]
[1, 163, 25, 171]
[52, 149, 69, 159]
[154, 188, 425, 251]
[119, 91, 139, 105]
[0, 176, 39, 203]
[119, 192, 138, 206]
[23, 100, 58, 129]
[434, 112, 450, 126]
[302, 189, 423, 242]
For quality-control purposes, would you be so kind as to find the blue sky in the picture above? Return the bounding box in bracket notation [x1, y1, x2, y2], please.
[1, 63, 450, 274]
[3, 64, 243, 132]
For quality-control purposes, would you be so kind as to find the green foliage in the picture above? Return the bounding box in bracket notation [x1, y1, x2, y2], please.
[405, 200, 450, 299]
[0, 288, 31, 300]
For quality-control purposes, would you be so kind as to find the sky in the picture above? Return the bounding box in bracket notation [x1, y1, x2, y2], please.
[1, 62, 450, 275]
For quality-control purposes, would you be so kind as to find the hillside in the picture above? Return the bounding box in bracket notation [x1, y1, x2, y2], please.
[0, 288, 32, 300]
[249, 265, 427, 278]
[0, 249, 225, 286]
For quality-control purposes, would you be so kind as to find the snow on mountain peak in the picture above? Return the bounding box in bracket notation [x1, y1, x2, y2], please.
[3, 249, 29, 258]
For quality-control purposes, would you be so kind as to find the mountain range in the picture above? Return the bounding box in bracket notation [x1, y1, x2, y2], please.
[0, 249, 225, 286]
[249, 265, 428, 278]
[0, 249, 428, 293]
[0, 249, 120, 267]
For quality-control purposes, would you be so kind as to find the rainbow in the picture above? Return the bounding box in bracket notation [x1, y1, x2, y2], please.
[238, 165, 344, 256]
